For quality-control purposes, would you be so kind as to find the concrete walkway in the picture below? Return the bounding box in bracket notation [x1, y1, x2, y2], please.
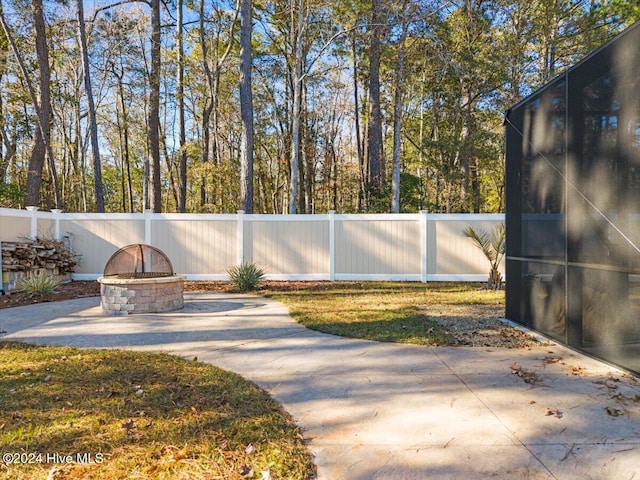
[1, 293, 639, 480]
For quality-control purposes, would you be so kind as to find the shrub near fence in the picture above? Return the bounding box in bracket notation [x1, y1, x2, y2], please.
[0, 207, 505, 282]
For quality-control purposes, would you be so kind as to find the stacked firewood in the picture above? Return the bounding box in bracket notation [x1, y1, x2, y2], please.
[1, 238, 77, 274]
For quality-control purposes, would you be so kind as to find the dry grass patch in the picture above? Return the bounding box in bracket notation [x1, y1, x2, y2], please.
[263, 282, 509, 346]
[0, 342, 315, 480]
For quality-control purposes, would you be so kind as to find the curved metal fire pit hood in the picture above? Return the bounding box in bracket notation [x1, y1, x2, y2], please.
[103, 243, 174, 279]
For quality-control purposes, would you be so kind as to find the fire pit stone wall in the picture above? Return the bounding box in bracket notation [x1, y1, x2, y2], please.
[99, 274, 186, 315]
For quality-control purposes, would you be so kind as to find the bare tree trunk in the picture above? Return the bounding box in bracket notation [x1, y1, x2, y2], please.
[115, 101, 126, 212]
[147, 0, 162, 212]
[160, 123, 179, 209]
[351, 33, 366, 212]
[0, 24, 16, 185]
[239, 0, 254, 213]
[391, 0, 409, 213]
[288, 0, 306, 214]
[367, 0, 383, 206]
[27, 0, 49, 208]
[115, 69, 134, 213]
[418, 67, 426, 210]
[177, 0, 187, 212]
[118, 118, 126, 212]
[544, 7, 559, 82]
[198, 0, 211, 207]
[77, 0, 104, 212]
[302, 83, 313, 213]
[1, 0, 59, 209]
[458, 87, 473, 212]
[0, 95, 16, 183]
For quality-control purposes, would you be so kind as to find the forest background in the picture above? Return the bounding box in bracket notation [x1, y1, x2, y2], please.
[0, 0, 638, 215]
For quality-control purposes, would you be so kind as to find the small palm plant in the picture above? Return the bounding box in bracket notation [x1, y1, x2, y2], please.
[227, 262, 266, 292]
[463, 223, 506, 290]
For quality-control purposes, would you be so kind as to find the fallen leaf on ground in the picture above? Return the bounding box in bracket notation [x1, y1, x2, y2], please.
[172, 447, 188, 461]
[511, 363, 543, 385]
[122, 419, 136, 431]
[240, 464, 254, 477]
[46, 467, 61, 480]
[543, 407, 563, 418]
[605, 406, 624, 417]
[604, 380, 619, 390]
[542, 355, 562, 365]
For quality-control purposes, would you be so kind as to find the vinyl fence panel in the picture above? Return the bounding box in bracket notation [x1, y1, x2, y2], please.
[430, 215, 504, 281]
[0, 208, 504, 282]
[60, 215, 146, 275]
[0, 209, 32, 241]
[247, 216, 329, 279]
[335, 215, 421, 280]
[151, 215, 237, 276]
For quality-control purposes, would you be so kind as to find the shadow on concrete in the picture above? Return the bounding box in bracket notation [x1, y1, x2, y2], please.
[1, 292, 639, 479]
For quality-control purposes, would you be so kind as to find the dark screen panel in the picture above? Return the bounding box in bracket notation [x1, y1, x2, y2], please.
[568, 68, 640, 270]
[519, 80, 566, 260]
[506, 22, 640, 375]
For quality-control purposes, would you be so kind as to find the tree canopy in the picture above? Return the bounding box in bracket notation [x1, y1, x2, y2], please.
[0, 0, 637, 213]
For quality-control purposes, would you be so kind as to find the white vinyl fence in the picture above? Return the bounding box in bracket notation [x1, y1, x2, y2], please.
[0, 207, 505, 282]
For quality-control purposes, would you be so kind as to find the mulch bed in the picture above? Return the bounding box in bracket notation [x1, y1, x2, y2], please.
[0, 281, 101, 309]
[0, 280, 322, 309]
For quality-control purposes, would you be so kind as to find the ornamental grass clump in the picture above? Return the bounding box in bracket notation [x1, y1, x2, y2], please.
[16, 273, 60, 298]
[227, 262, 265, 292]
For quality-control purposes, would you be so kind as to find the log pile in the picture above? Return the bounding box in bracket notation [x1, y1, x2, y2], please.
[1, 238, 78, 274]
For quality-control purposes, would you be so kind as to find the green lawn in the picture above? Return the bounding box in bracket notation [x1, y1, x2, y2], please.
[263, 281, 505, 345]
[0, 281, 506, 479]
[0, 342, 315, 480]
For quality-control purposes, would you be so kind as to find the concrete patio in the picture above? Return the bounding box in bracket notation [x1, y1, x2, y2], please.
[1, 293, 639, 479]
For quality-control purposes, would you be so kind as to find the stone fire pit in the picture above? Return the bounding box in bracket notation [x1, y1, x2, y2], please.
[97, 244, 185, 315]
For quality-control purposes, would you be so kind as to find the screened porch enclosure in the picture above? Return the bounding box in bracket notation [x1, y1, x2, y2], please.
[505, 21, 640, 375]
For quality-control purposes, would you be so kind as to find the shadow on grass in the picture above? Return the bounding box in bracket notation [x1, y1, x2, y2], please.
[0, 341, 315, 480]
[261, 281, 494, 298]
[302, 314, 452, 345]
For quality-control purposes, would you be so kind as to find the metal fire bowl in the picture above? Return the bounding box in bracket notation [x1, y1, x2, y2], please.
[105, 272, 173, 279]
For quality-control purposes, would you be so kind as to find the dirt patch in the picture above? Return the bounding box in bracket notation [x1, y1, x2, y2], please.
[0, 281, 100, 309]
[184, 280, 337, 293]
[1, 280, 312, 309]
[420, 304, 548, 348]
